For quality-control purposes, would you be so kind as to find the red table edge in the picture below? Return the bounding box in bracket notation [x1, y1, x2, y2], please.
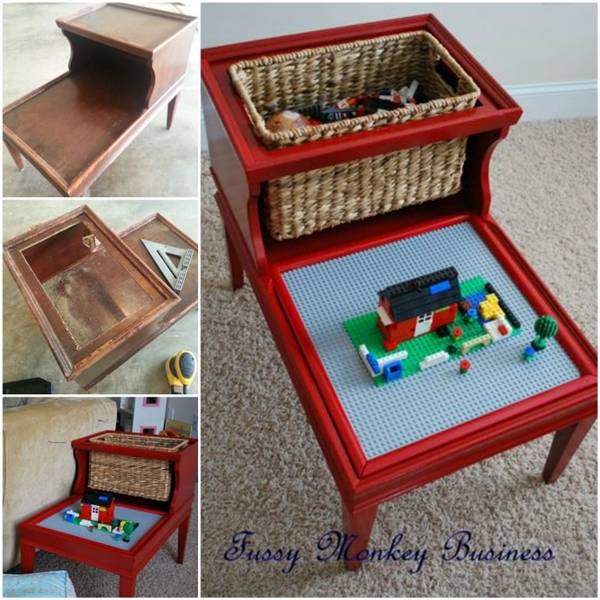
[201, 14, 523, 183]
[19, 493, 193, 575]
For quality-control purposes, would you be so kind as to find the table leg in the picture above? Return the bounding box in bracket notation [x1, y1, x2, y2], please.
[118, 574, 136, 597]
[20, 544, 35, 573]
[177, 511, 192, 564]
[167, 94, 179, 130]
[543, 415, 596, 483]
[224, 227, 244, 290]
[342, 501, 378, 571]
[5, 139, 24, 171]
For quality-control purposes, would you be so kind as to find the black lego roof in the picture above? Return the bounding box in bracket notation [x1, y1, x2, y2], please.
[378, 267, 461, 323]
[82, 490, 115, 507]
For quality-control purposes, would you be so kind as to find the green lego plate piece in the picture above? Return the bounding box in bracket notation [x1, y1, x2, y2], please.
[343, 276, 521, 386]
[65, 512, 139, 542]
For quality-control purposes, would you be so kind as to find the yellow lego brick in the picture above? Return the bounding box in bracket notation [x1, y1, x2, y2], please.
[479, 294, 505, 320]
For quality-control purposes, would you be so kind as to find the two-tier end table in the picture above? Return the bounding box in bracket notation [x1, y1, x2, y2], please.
[201, 15, 597, 570]
[19, 431, 197, 596]
[3, 3, 197, 196]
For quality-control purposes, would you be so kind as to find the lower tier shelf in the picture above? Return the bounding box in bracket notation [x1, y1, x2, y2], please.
[3, 67, 176, 196]
[275, 219, 586, 467]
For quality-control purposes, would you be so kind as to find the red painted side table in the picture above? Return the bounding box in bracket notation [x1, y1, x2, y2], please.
[201, 15, 597, 570]
[19, 431, 197, 596]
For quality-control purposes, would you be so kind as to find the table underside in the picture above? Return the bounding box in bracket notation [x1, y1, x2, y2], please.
[282, 221, 580, 459]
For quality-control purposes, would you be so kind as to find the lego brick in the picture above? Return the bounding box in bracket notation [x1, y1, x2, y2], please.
[429, 280, 451, 294]
[383, 361, 403, 382]
[376, 305, 392, 326]
[479, 293, 505, 321]
[420, 350, 450, 370]
[282, 222, 580, 459]
[465, 291, 486, 307]
[460, 333, 492, 355]
[484, 316, 513, 342]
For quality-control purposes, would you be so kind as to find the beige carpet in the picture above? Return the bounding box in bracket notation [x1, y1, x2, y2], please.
[201, 119, 597, 597]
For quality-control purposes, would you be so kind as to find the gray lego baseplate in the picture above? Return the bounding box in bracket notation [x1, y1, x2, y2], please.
[38, 502, 162, 549]
[281, 222, 580, 460]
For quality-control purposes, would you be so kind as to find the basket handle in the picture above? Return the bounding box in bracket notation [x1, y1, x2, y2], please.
[435, 57, 459, 93]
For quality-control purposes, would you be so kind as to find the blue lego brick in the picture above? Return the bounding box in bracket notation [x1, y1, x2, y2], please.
[465, 291, 486, 307]
[281, 222, 580, 460]
[429, 280, 451, 294]
[366, 351, 381, 375]
[383, 360, 403, 382]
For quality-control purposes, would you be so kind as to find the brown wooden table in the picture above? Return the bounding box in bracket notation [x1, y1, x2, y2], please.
[3, 3, 197, 197]
[3, 205, 198, 389]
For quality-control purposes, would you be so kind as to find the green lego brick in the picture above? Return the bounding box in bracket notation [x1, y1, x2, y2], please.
[343, 276, 521, 386]
[64, 511, 139, 542]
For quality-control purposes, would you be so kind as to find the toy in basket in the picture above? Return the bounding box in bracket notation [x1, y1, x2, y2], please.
[63, 491, 139, 543]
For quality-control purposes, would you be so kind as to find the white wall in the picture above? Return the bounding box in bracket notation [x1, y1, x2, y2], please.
[201, 3, 597, 86]
[166, 398, 198, 438]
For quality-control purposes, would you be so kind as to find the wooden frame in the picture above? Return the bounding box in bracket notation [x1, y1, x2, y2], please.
[3, 3, 197, 196]
[202, 14, 597, 570]
[19, 431, 197, 597]
[4, 207, 198, 389]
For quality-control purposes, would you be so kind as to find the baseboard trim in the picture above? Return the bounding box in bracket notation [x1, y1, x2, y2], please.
[506, 80, 597, 121]
[201, 80, 597, 150]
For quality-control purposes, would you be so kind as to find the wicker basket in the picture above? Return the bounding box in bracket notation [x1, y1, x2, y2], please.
[229, 30, 480, 240]
[88, 433, 188, 502]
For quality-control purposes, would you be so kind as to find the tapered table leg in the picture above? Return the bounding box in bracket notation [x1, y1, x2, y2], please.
[543, 416, 596, 483]
[20, 544, 35, 573]
[119, 574, 136, 597]
[224, 227, 244, 290]
[5, 139, 24, 171]
[177, 511, 192, 563]
[167, 94, 179, 130]
[342, 502, 378, 571]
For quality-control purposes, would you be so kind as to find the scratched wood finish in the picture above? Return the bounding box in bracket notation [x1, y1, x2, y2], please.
[74, 213, 199, 390]
[3, 206, 180, 384]
[3, 3, 197, 196]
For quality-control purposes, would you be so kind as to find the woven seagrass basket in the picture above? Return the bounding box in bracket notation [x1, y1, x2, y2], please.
[88, 432, 188, 502]
[229, 30, 480, 240]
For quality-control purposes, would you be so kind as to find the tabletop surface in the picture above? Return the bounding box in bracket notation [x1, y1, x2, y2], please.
[59, 4, 195, 52]
[37, 501, 163, 550]
[3, 70, 144, 189]
[282, 221, 581, 460]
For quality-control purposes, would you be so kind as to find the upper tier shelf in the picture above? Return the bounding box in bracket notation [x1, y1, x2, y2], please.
[56, 3, 197, 58]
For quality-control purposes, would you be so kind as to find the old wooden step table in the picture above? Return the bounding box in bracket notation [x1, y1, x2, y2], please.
[3, 3, 197, 197]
